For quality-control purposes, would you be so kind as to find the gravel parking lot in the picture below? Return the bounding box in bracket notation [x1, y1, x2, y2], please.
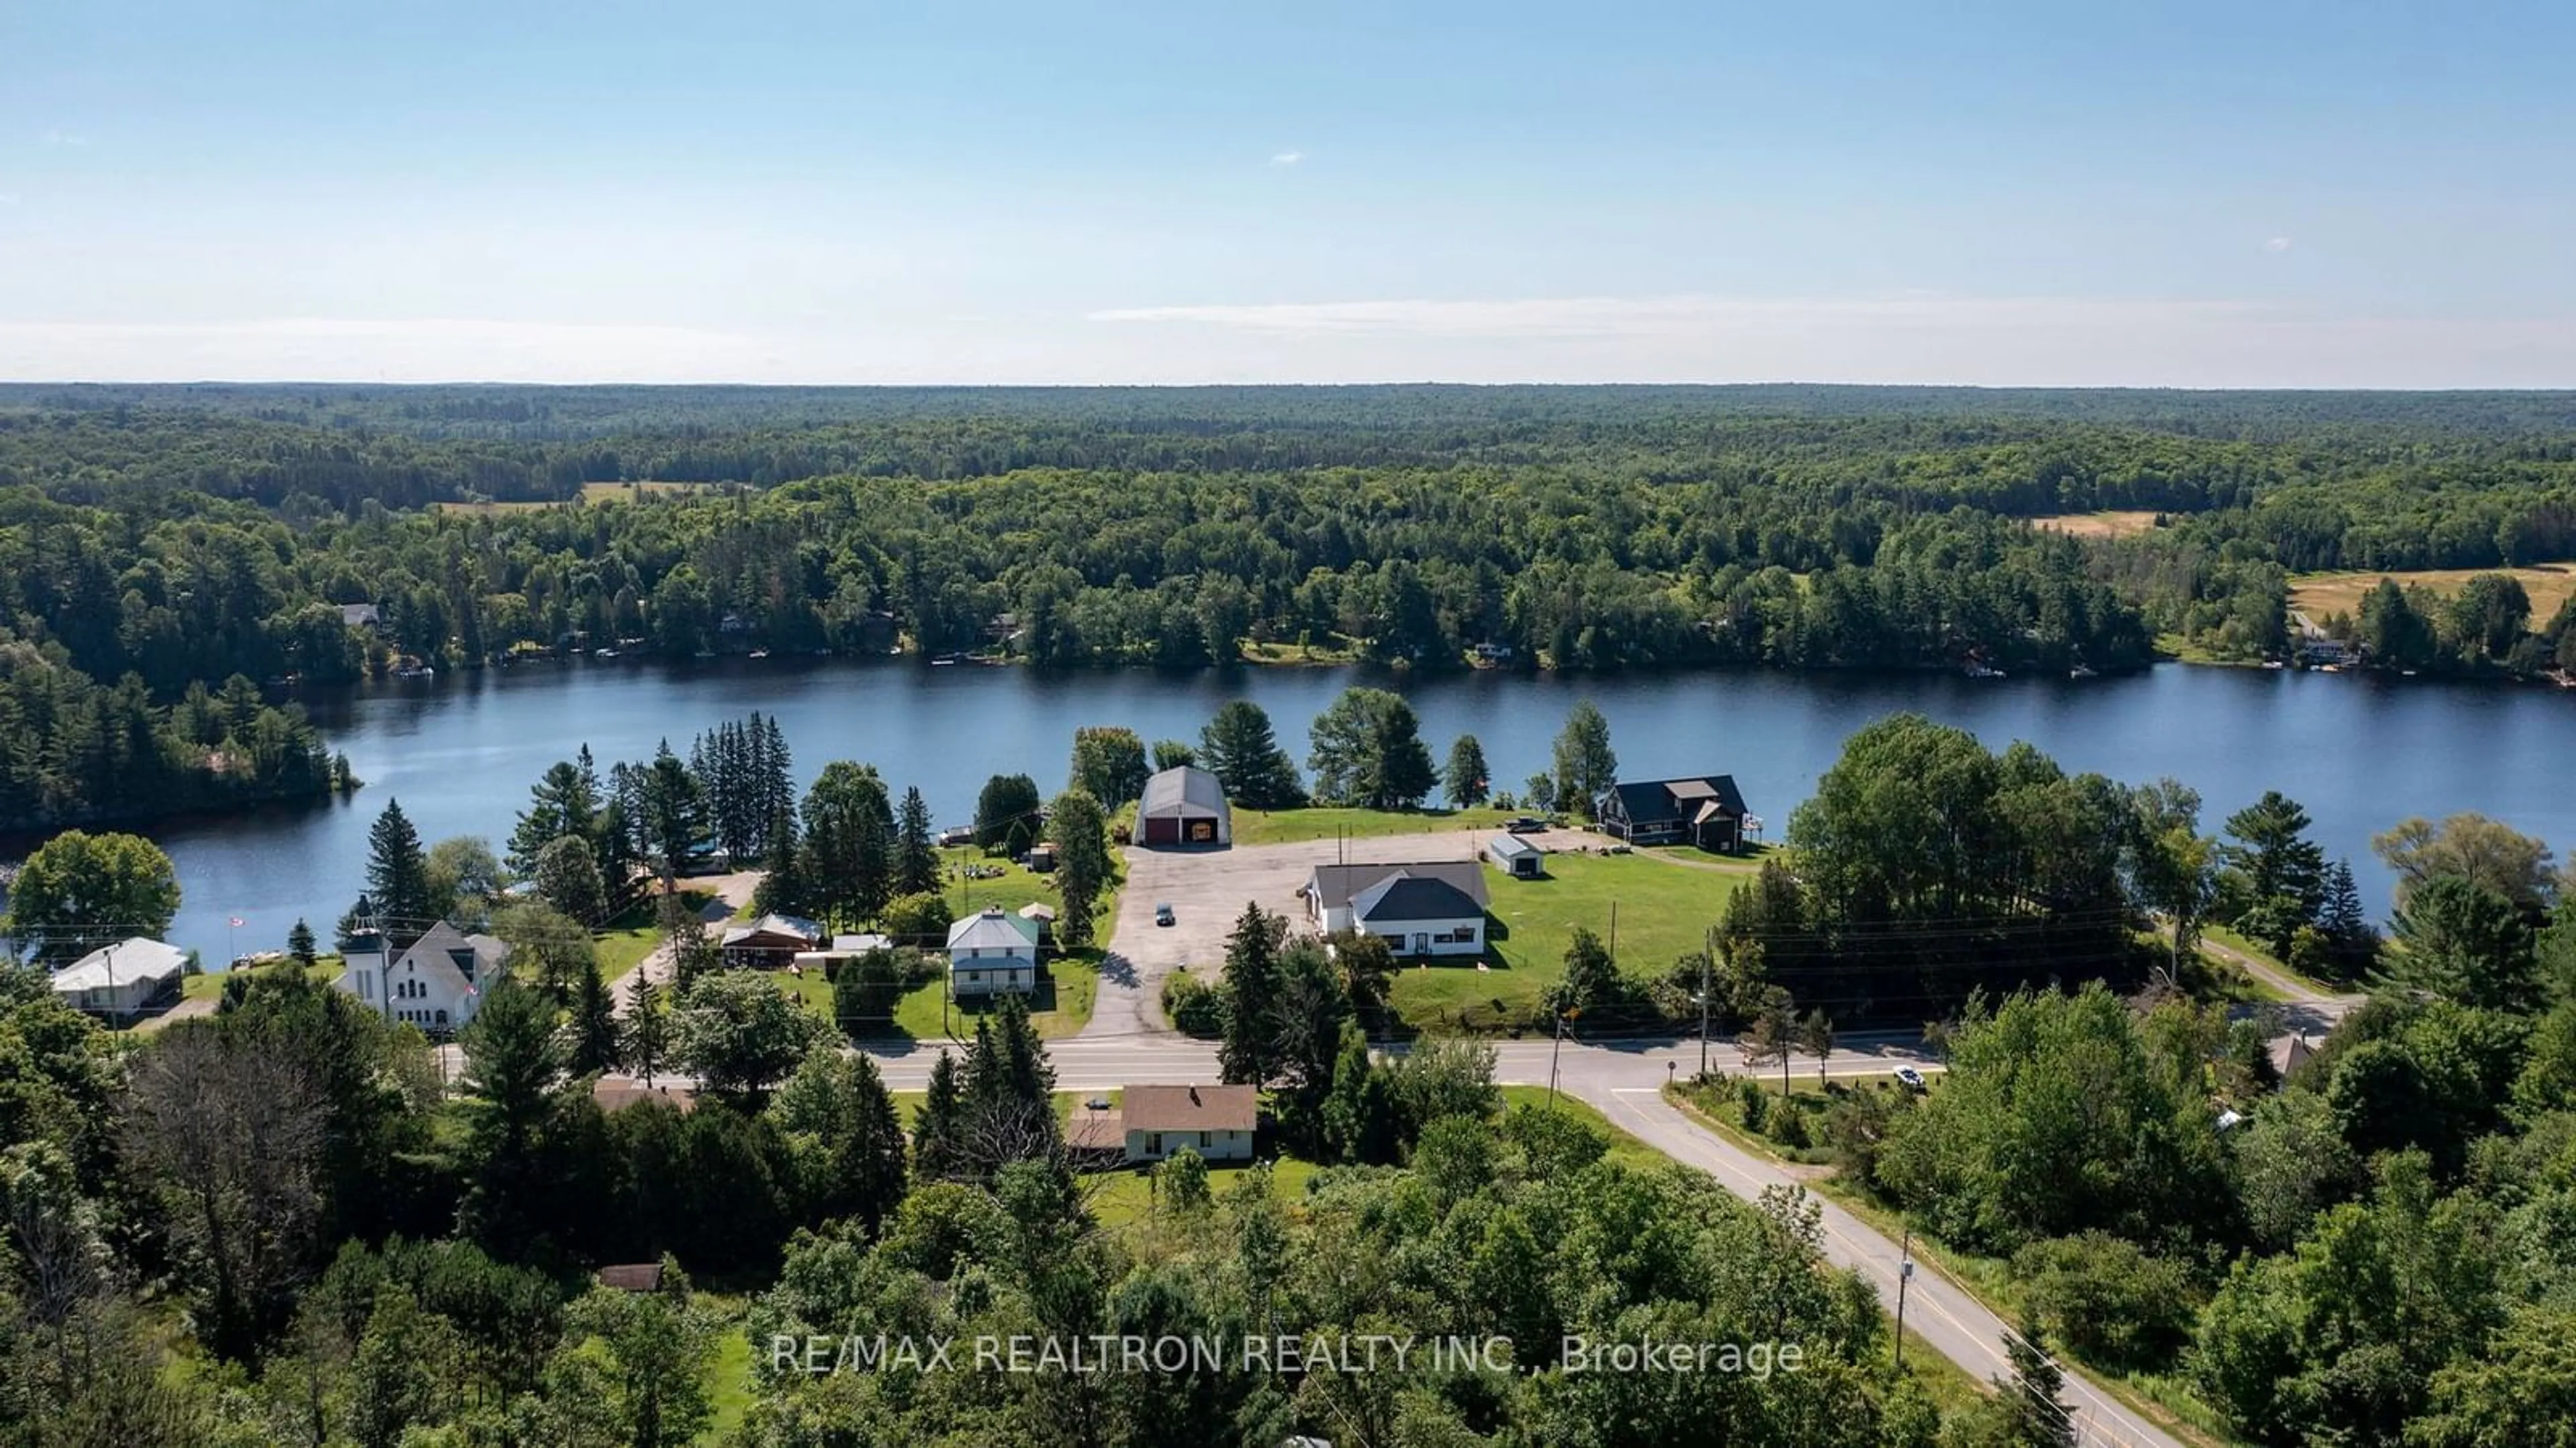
[1084, 826, 1505, 1037]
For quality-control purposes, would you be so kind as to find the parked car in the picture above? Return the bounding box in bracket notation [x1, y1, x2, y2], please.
[1893, 1065, 1927, 1091]
[1506, 817, 1547, 833]
[1155, 902, 1176, 927]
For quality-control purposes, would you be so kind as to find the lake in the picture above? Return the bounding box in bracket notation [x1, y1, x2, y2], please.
[97, 656, 2576, 966]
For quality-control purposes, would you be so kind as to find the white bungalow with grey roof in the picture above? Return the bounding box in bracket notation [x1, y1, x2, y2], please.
[50, 937, 191, 1021]
[947, 907, 1041, 996]
[1301, 862, 1491, 957]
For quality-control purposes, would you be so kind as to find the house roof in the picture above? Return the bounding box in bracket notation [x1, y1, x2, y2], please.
[1121, 1084, 1258, 1133]
[1017, 902, 1057, 923]
[1138, 765, 1229, 819]
[1606, 775, 1748, 825]
[596, 1263, 664, 1292]
[1350, 872, 1486, 924]
[1067, 1108, 1126, 1153]
[947, 907, 1041, 951]
[1303, 861, 1490, 913]
[829, 933, 894, 953]
[2269, 1034, 2315, 1081]
[402, 920, 510, 978]
[720, 915, 822, 948]
[592, 1078, 698, 1113]
[50, 938, 189, 992]
[338, 603, 381, 627]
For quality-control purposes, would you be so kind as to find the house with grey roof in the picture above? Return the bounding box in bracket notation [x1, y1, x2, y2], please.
[1136, 764, 1231, 846]
[1301, 862, 1491, 957]
[947, 907, 1041, 996]
[1599, 774, 1751, 852]
[50, 937, 191, 1021]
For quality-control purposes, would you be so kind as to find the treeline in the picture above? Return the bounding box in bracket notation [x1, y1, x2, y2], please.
[0, 645, 343, 831]
[1824, 831, 2576, 1446]
[0, 963, 1969, 1447]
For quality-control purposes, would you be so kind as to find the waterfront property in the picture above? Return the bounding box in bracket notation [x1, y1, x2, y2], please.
[333, 920, 509, 1033]
[1300, 861, 1491, 957]
[1486, 832, 1545, 878]
[1069, 1083, 1259, 1164]
[947, 906, 1041, 996]
[1599, 774, 1751, 852]
[1136, 764, 1232, 846]
[50, 937, 189, 1021]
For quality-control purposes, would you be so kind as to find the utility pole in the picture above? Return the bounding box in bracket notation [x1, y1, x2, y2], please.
[1607, 900, 1618, 965]
[1546, 1007, 1570, 1110]
[1699, 932, 1714, 1080]
[1893, 1227, 1915, 1374]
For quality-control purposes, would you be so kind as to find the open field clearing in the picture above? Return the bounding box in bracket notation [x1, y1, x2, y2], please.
[2290, 562, 2576, 621]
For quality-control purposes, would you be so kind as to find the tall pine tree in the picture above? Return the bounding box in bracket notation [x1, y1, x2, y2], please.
[895, 786, 941, 898]
[366, 798, 437, 946]
[1219, 902, 1287, 1086]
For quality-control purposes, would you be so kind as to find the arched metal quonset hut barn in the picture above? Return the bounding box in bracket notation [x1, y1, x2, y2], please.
[1136, 765, 1232, 846]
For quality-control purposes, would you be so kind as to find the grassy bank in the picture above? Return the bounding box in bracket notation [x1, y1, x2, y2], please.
[1387, 851, 1740, 1031]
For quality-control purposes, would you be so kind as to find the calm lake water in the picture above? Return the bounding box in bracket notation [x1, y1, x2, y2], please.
[95, 658, 2576, 965]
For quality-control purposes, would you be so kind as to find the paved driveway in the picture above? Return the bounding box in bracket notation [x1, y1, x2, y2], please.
[1085, 826, 1501, 1037]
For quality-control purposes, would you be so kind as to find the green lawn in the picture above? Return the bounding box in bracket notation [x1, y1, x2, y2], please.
[701, 1324, 756, 1443]
[1229, 805, 1515, 847]
[778, 953, 1101, 1045]
[1389, 852, 1741, 1031]
[181, 955, 339, 1003]
[598, 889, 714, 983]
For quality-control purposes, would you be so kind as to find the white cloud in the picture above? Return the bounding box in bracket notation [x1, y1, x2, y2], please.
[2265, 236, 2292, 252]
[1268, 150, 1305, 166]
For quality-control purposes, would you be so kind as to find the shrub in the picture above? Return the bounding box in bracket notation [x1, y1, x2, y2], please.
[1161, 970, 1225, 1037]
[2012, 1231, 2198, 1371]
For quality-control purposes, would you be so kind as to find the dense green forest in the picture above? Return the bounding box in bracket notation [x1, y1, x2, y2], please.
[3, 384, 2573, 827]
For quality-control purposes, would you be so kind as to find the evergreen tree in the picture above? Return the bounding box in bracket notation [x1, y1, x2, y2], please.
[2319, 858, 2377, 974]
[1220, 903, 1287, 1086]
[1150, 739, 1197, 771]
[1324, 1021, 1397, 1164]
[458, 978, 564, 1253]
[751, 802, 806, 919]
[802, 762, 894, 925]
[1444, 734, 1491, 808]
[365, 798, 437, 945]
[1998, 1316, 2078, 1447]
[913, 1050, 969, 1181]
[623, 974, 670, 1086]
[1199, 701, 1305, 809]
[894, 786, 940, 898]
[640, 742, 707, 879]
[1551, 700, 1618, 821]
[567, 958, 621, 1076]
[1047, 788, 1112, 949]
[506, 758, 599, 874]
[286, 917, 318, 968]
[774, 1045, 910, 1230]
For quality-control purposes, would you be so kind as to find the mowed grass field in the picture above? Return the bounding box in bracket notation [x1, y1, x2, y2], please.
[2290, 563, 2576, 621]
[1389, 851, 1741, 1029]
[2030, 509, 2164, 539]
[1230, 805, 1516, 847]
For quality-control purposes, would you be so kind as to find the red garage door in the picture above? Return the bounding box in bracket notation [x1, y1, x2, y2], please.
[1142, 816, 1181, 845]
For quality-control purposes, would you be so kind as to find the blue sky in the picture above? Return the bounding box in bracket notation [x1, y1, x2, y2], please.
[4, 1, 2571, 384]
